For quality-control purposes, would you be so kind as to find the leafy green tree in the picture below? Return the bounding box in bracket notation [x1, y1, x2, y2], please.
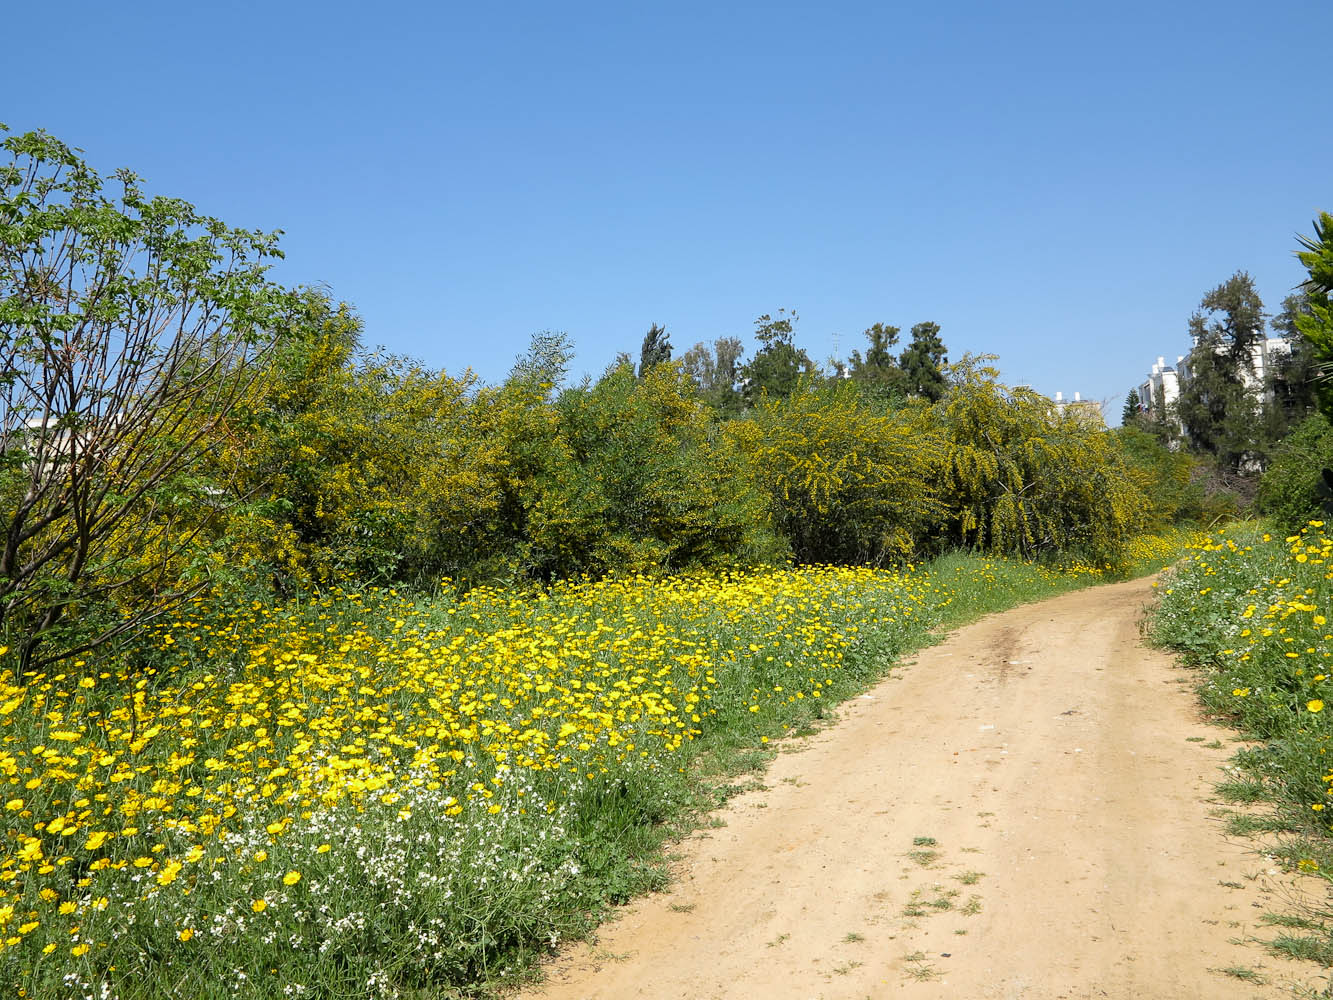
[525, 364, 775, 578]
[740, 309, 814, 406]
[1146, 380, 1180, 449]
[1176, 272, 1266, 472]
[1112, 424, 1204, 528]
[637, 323, 672, 377]
[1257, 413, 1333, 528]
[214, 292, 505, 589]
[509, 330, 573, 393]
[1262, 293, 1318, 440]
[1273, 291, 1313, 340]
[0, 126, 293, 668]
[1122, 388, 1142, 426]
[680, 337, 745, 417]
[899, 321, 948, 402]
[848, 323, 905, 402]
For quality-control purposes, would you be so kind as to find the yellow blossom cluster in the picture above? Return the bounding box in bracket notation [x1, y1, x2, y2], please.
[0, 564, 970, 962]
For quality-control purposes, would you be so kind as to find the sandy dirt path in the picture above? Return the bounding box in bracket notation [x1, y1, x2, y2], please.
[517, 577, 1327, 999]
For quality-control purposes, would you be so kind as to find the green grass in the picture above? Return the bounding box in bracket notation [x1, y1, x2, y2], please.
[1217, 779, 1267, 803]
[1217, 965, 1267, 983]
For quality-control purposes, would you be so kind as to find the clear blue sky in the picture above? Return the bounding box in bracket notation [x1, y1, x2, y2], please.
[8, 1, 1330, 419]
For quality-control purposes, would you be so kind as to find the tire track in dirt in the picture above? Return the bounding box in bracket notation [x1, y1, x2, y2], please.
[517, 577, 1327, 999]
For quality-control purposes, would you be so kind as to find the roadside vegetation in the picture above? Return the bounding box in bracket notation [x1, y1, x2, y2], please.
[1150, 523, 1333, 976]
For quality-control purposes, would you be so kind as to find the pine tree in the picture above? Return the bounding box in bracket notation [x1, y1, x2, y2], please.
[899, 322, 948, 402]
[1122, 388, 1142, 425]
[638, 323, 672, 377]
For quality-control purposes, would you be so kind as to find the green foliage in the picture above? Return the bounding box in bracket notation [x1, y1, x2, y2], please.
[524, 364, 777, 579]
[1113, 425, 1205, 529]
[899, 321, 948, 402]
[1266, 292, 1319, 440]
[1296, 212, 1333, 424]
[680, 336, 745, 418]
[1122, 388, 1142, 425]
[637, 322, 672, 377]
[213, 292, 504, 589]
[0, 125, 293, 666]
[926, 358, 1150, 565]
[1258, 413, 1333, 529]
[728, 381, 944, 565]
[740, 309, 814, 406]
[1177, 272, 1267, 471]
[847, 322, 905, 403]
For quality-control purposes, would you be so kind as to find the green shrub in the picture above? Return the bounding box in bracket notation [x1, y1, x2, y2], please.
[524, 363, 778, 579]
[1113, 425, 1206, 528]
[727, 380, 944, 565]
[1258, 413, 1333, 529]
[924, 358, 1150, 565]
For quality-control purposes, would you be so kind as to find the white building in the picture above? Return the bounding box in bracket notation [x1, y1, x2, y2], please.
[1133, 336, 1295, 436]
[1137, 356, 1183, 427]
[1052, 391, 1105, 427]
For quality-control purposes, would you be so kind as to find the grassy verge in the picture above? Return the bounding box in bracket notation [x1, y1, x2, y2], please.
[1148, 520, 1333, 976]
[0, 532, 1193, 999]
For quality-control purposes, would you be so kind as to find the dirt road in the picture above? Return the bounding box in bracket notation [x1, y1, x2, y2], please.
[518, 577, 1327, 999]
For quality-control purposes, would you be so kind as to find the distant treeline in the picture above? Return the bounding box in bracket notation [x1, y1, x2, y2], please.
[180, 292, 1204, 598]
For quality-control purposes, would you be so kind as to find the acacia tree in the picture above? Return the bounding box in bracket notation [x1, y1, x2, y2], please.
[0, 127, 292, 668]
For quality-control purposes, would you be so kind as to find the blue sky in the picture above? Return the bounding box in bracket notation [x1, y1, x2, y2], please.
[7, 1, 1330, 420]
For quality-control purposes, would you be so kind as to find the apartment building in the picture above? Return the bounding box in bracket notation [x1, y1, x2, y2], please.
[1137, 356, 1183, 426]
[1133, 336, 1294, 433]
[1052, 391, 1105, 427]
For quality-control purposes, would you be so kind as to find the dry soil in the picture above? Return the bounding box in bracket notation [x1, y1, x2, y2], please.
[517, 576, 1330, 999]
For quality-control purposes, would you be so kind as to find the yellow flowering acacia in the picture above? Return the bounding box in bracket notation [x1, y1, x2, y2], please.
[728, 381, 945, 565]
[925, 357, 1150, 564]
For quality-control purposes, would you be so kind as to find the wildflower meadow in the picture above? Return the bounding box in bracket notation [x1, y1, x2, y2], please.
[0, 542, 1188, 999]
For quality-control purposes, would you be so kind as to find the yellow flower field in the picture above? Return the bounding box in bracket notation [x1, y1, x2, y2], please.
[0, 550, 1174, 998]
